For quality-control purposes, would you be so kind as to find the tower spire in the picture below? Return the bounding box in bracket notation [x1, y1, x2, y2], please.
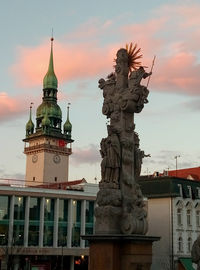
[26, 102, 34, 137]
[64, 103, 72, 139]
[43, 37, 58, 89]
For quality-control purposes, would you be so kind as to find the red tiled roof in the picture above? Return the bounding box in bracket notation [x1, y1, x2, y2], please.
[167, 167, 200, 180]
[36, 178, 87, 189]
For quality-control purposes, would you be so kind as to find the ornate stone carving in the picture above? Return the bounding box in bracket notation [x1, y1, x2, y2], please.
[95, 45, 152, 235]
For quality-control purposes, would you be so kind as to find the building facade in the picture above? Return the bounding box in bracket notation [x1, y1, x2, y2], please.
[0, 182, 98, 270]
[140, 176, 200, 270]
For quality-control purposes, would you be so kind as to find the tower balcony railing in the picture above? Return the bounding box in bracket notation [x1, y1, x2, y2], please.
[24, 143, 72, 154]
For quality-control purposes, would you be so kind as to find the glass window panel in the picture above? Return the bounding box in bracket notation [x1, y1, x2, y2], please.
[0, 196, 10, 245]
[85, 201, 94, 247]
[14, 196, 25, 220]
[44, 198, 54, 246]
[58, 199, 68, 246]
[28, 197, 40, 246]
[72, 200, 81, 247]
[86, 201, 94, 223]
[13, 196, 25, 246]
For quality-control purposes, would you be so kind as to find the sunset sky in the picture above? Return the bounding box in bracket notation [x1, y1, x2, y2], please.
[1, 0, 200, 183]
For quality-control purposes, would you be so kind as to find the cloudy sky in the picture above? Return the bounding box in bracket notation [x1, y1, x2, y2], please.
[1, 0, 200, 183]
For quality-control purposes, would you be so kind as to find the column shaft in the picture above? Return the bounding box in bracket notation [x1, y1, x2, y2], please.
[80, 200, 86, 248]
[67, 199, 73, 248]
[53, 198, 59, 247]
[39, 197, 45, 247]
[8, 195, 15, 246]
[24, 196, 30, 247]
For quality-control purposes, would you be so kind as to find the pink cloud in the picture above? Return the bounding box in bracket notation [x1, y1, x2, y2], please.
[11, 41, 119, 88]
[0, 92, 39, 122]
[10, 2, 200, 96]
[151, 53, 200, 94]
[0, 92, 26, 121]
[71, 144, 100, 165]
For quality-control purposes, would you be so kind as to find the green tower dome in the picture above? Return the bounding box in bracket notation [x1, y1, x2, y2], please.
[64, 104, 72, 139]
[43, 38, 58, 90]
[36, 102, 62, 120]
[64, 118, 72, 132]
[26, 105, 34, 136]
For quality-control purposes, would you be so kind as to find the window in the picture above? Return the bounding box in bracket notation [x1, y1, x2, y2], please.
[72, 200, 81, 247]
[44, 198, 54, 246]
[177, 184, 183, 197]
[187, 209, 192, 226]
[187, 186, 192, 197]
[187, 237, 192, 253]
[33, 177, 35, 181]
[13, 196, 25, 246]
[0, 196, 10, 245]
[177, 208, 182, 226]
[58, 199, 68, 247]
[196, 210, 200, 227]
[28, 197, 40, 246]
[55, 177, 57, 182]
[178, 237, 183, 252]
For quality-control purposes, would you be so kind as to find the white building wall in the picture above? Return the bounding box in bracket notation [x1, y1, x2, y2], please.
[147, 197, 172, 270]
[172, 195, 200, 263]
[26, 149, 69, 185]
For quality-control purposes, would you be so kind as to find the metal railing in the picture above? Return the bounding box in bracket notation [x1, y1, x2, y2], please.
[24, 143, 72, 154]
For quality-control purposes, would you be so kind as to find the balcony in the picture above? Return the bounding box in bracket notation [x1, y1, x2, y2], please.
[24, 143, 72, 155]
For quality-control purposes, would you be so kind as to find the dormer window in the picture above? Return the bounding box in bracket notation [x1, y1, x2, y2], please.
[177, 184, 183, 197]
[187, 186, 192, 197]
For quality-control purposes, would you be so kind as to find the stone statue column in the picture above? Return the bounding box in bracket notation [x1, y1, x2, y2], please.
[95, 46, 151, 235]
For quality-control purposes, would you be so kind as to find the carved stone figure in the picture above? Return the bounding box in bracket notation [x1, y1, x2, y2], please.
[100, 125, 120, 184]
[95, 44, 152, 235]
[192, 235, 200, 270]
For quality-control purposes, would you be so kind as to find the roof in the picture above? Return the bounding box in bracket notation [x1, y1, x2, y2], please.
[0, 178, 87, 191]
[179, 257, 195, 270]
[139, 176, 200, 199]
[167, 167, 200, 180]
[36, 178, 87, 190]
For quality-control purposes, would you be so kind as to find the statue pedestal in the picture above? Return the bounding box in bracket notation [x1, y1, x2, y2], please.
[82, 234, 160, 270]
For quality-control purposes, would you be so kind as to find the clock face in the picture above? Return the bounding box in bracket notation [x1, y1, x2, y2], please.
[32, 154, 38, 163]
[53, 154, 61, 164]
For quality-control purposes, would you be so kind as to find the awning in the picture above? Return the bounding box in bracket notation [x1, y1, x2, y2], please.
[180, 258, 195, 270]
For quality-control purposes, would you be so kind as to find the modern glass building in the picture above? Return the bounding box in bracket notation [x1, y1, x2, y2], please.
[0, 182, 98, 270]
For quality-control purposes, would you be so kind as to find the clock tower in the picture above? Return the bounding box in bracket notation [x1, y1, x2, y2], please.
[23, 38, 73, 186]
